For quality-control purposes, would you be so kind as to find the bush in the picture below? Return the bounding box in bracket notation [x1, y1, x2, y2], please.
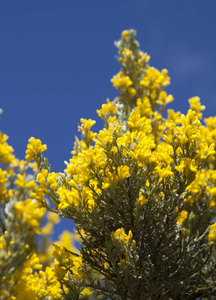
[1, 29, 216, 300]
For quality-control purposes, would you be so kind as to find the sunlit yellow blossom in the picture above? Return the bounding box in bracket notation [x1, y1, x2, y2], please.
[167, 109, 181, 123]
[208, 223, 216, 244]
[189, 96, 205, 119]
[128, 110, 151, 132]
[82, 287, 92, 296]
[117, 165, 130, 179]
[156, 91, 174, 105]
[57, 186, 80, 209]
[136, 97, 153, 117]
[208, 187, 216, 196]
[140, 67, 170, 97]
[54, 230, 79, 253]
[209, 200, 216, 209]
[121, 30, 128, 38]
[78, 118, 96, 132]
[97, 99, 117, 120]
[111, 228, 133, 244]
[0, 235, 6, 250]
[25, 137, 47, 162]
[36, 169, 48, 190]
[26, 253, 42, 271]
[15, 199, 46, 233]
[0, 132, 15, 163]
[111, 71, 133, 89]
[102, 166, 129, 189]
[53, 244, 85, 281]
[37, 266, 62, 298]
[128, 86, 136, 97]
[137, 189, 148, 206]
[177, 210, 188, 226]
[175, 158, 198, 173]
[0, 168, 7, 200]
[15, 174, 37, 191]
[104, 262, 110, 269]
[156, 165, 174, 178]
[0, 168, 7, 185]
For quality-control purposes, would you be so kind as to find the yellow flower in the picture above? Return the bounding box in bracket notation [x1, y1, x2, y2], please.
[102, 166, 130, 189]
[189, 96, 205, 119]
[25, 137, 47, 162]
[136, 97, 153, 117]
[176, 210, 188, 226]
[111, 228, 133, 244]
[37, 267, 62, 298]
[208, 223, 216, 244]
[117, 165, 130, 179]
[15, 199, 46, 233]
[128, 87, 136, 97]
[111, 71, 133, 89]
[47, 172, 58, 191]
[26, 253, 42, 271]
[15, 174, 37, 191]
[104, 262, 110, 269]
[57, 187, 80, 209]
[0, 132, 15, 164]
[208, 187, 216, 196]
[78, 118, 96, 132]
[128, 110, 151, 132]
[137, 189, 148, 206]
[0, 169, 7, 200]
[156, 166, 174, 179]
[156, 91, 174, 105]
[0, 168, 7, 185]
[0, 235, 6, 250]
[175, 158, 198, 173]
[121, 30, 128, 38]
[209, 200, 216, 209]
[97, 99, 116, 120]
[140, 67, 170, 91]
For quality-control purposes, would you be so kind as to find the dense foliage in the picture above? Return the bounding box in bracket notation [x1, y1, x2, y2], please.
[1, 30, 216, 299]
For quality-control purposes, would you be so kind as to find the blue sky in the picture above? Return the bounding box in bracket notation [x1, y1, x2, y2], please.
[1, 0, 216, 238]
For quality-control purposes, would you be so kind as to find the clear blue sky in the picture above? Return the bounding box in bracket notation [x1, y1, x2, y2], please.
[1, 1, 216, 238]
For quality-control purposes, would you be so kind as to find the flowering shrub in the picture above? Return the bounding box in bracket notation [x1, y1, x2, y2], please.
[1, 29, 216, 299]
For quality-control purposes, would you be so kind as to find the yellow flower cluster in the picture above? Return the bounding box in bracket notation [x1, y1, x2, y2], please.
[13, 253, 62, 300]
[136, 189, 148, 206]
[96, 99, 116, 121]
[52, 230, 91, 297]
[140, 67, 172, 102]
[30, 92, 216, 239]
[189, 96, 205, 119]
[15, 199, 46, 233]
[102, 165, 130, 189]
[0, 132, 15, 164]
[0, 129, 63, 299]
[0, 168, 7, 201]
[53, 245, 84, 281]
[176, 210, 188, 225]
[164, 109, 215, 172]
[111, 228, 133, 244]
[110, 228, 136, 266]
[208, 223, 216, 244]
[25, 137, 47, 163]
[111, 71, 133, 90]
